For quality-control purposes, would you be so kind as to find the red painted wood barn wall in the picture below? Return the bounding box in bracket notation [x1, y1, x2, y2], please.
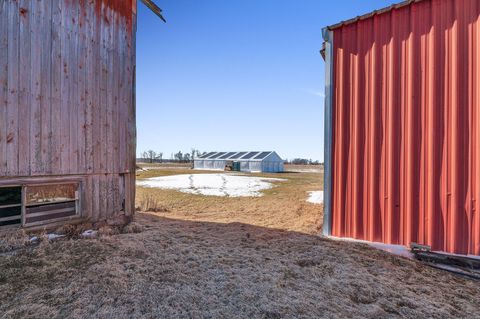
[328, 0, 480, 255]
[0, 0, 137, 225]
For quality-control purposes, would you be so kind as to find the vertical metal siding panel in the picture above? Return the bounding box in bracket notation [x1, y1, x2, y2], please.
[379, 12, 389, 244]
[362, 19, 373, 241]
[449, 1, 465, 254]
[370, 15, 384, 243]
[332, 28, 348, 237]
[468, 0, 477, 255]
[424, 1, 437, 250]
[346, 24, 354, 238]
[351, 22, 362, 239]
[404, 7, 415, 246]
[474, 0, 480, 256]
[418, 3, 427, 247]
[331, 0, 480, 255]
[408, 4, 423, 247]
[366, 17, 376, 242]
[441, 0, 453, 253]
[389, 9, 403, 245]
[398, 7, 410, 246]
[429, 0, 446, 251]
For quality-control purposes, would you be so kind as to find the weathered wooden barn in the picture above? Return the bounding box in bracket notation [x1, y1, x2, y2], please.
[0, 0, 163, 229]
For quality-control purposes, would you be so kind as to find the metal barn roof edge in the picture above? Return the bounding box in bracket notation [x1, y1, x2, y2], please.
[196, 151, 283, 161]
[325, 0, 427, 32]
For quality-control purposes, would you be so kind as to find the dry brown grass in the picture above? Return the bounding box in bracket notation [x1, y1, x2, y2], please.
[0, 213, 479, 318]
[136, 193, 170, 213]
[1, 168, 479, 318]
[135, 169, 323, 234]
[0, 229, 30, 253]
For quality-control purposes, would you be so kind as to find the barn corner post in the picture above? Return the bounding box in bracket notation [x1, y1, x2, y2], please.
[131, 0, 138, 217]
[321, 27, 334, 237]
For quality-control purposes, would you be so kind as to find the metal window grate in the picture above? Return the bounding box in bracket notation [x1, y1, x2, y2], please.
[23, 183, 80, 227]
[0, 187, 22, 228]
[0, 183, 82, 229]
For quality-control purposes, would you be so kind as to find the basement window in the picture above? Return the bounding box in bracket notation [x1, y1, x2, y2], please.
[0, 187, 22, 228]
[23, 183, 80, 227]
[0, 183, 81, 229]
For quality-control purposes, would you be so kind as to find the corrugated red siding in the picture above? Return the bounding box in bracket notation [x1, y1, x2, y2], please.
[331, 0, 480, 255]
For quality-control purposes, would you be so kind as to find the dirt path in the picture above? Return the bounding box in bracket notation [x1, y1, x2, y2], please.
[1, 213, 479, 318]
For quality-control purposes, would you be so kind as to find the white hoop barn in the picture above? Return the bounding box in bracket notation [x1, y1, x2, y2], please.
[194, 152, 284, 173]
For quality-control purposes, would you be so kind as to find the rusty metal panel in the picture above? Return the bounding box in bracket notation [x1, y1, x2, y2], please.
[329, 0, 480, 255]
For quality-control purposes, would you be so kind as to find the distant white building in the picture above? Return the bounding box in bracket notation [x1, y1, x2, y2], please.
[194, 151, 284, 173]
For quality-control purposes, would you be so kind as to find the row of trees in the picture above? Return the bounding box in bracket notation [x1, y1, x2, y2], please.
[285, 158, 322, 165]
[140, 149, 206, 163]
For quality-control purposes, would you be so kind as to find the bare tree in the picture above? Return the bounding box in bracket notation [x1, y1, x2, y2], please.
[143, 150, 157, 163]
[174, 151, 183, 162]
[191, 148, 200, 161]
[156, 152, 163, 163]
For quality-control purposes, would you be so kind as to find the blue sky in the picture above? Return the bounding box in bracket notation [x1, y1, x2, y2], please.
[136, 0, 394, 161]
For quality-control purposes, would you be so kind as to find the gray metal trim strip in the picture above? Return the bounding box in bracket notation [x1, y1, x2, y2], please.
[322, 28, 334, 237]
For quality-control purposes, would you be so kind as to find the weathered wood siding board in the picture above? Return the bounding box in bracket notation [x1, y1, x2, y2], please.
[6, 0, 19, 176]
[0, 0, 137, 224]
[0, 1, 8, 175]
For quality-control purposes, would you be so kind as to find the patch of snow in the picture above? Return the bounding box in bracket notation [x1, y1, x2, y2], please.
[329, 236, 415, 259]
[307, 191, 323, 204]
[369, 242, 414, 259]
[137, 174, 286, 197]
[47, 233, 65, 241]
[81, 230, 98, 238]
[30, 236, 39, 243]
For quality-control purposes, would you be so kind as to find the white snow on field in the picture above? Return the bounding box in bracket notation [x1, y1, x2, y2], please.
[330, 236, 415, 259]
[307, 191, 323, 204]
[137, 174, 286, 197]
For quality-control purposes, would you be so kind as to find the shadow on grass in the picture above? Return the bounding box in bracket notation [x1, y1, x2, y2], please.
[0, 212, 479, 319]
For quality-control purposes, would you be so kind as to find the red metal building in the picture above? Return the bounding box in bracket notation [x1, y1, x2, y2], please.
[322, 0, 480, 256]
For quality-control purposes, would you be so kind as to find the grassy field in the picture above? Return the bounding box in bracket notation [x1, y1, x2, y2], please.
[0, 165, 479, 318]
[135, 167, 323, 234]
